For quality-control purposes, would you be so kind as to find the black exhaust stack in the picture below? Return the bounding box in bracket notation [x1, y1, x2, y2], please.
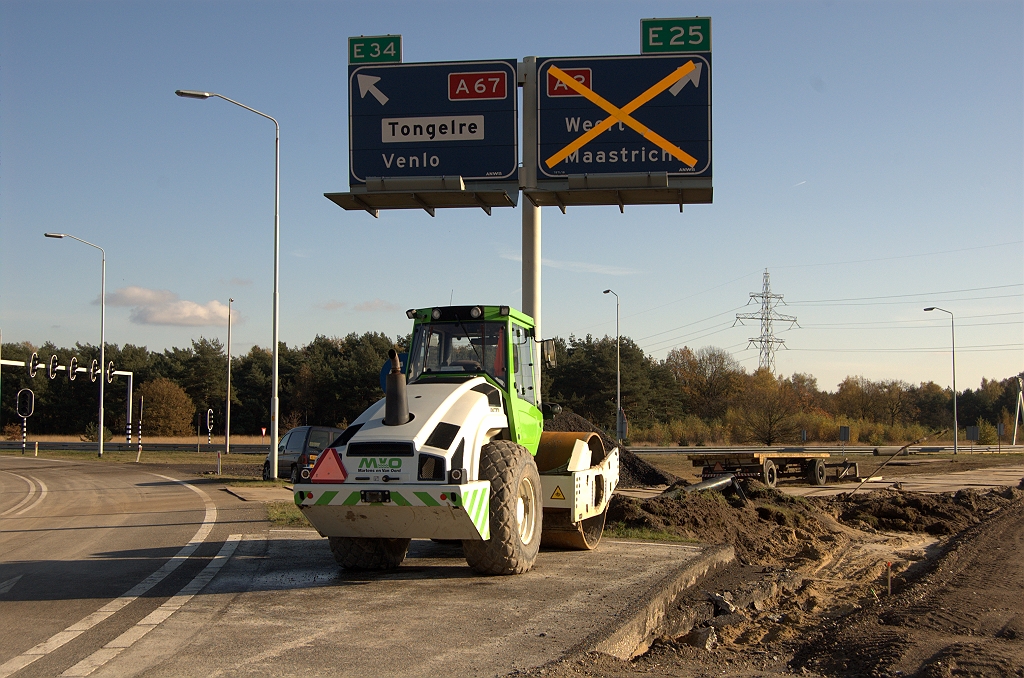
[383, 349, 411, 426]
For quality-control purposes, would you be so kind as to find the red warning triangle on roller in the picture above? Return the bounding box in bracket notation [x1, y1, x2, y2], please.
[310, 447, 347, 484]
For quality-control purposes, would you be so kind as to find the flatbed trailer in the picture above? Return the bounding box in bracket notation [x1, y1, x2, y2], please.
[687, 450, 859, 488]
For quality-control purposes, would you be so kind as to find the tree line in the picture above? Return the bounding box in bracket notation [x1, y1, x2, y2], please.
[2, 334, 1020, 446]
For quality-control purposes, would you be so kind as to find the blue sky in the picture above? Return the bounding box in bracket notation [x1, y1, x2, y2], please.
[2, 0, 1021, 392]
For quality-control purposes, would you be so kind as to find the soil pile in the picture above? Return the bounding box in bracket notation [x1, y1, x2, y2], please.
[826, 486, 1021, 535]
[543, 411, 676, 488]
[606, 482, 846, 566]
[795, 493, 1024, 677]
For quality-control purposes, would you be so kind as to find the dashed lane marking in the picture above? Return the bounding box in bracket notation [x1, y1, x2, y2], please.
[60, 534, 243, 677]
[0, 474, 218, 678]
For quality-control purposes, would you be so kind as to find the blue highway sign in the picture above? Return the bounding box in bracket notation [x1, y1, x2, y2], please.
[537, 54, 711, 181]
[349, 60, 518, 186]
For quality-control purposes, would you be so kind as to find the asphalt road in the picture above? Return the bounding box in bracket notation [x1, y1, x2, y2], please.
[0, 456, 264, 678]
[0, 456, 724, 677]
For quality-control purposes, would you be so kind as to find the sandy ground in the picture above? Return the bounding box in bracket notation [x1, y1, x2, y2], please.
[637, 451, 1024, 484]
[512, 462, 1024, 678]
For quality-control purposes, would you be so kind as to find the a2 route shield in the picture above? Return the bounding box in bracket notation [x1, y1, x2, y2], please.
[537, 54, 711, 181]
[348, 59, 518, 186]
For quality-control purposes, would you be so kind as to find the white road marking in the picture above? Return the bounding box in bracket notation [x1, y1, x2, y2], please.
[606, 540, 704, 550]
[15, 476, 48, 515]
[0, 472, 36, 516]
[0, 575, 23, 595]
[0, 474, 218, 678]
[60, 535, 243, 677]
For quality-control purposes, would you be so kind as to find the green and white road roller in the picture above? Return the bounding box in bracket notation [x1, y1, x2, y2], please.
[295, 304, 619, 575]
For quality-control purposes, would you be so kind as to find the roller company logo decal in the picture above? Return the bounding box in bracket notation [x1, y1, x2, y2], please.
[357, 458, 403, 470]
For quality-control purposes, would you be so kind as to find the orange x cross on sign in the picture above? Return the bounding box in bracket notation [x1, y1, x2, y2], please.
[545, 62, 699, 169]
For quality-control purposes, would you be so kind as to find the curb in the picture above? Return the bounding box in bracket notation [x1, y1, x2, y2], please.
[581, 542, 735, 660]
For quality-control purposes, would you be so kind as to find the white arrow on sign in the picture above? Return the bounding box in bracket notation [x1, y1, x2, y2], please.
[0, 575, 22, 595]
[357, 74, 389, 106]
[669, 62, 702, 96]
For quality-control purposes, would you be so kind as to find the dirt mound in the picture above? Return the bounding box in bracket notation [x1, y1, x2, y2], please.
[606, 483, 845, 565]
[544, 411, 676, 488]
[795, 495, 1024, 677]
[824, 487, 1022, 535]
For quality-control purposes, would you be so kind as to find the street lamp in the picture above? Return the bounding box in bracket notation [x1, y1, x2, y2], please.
[924, 307, 958, 455]
[603, 289, 621, 443]
[176, 89, 281, 477]
[45, 232, 106, 458]
[225, 298, 233, 459]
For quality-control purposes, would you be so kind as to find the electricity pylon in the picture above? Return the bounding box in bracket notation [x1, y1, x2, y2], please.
[735, 269, 798, 373]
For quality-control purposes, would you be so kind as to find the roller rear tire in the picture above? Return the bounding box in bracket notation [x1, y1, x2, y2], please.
[329, 537, 410, 570]
[463, 440, 542, 575]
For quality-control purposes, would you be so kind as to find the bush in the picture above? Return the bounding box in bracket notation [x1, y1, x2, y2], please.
[137, 378, 195, 436]
[977, 419, 998, 445]
[81, 423, 114, 442]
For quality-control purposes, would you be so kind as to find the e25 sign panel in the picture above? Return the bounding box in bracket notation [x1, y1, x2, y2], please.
[537, 54, 711, 180]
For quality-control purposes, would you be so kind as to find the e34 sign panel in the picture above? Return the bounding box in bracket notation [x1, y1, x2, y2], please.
[537, 54, 711, 180]
[348, 60, 518, 185]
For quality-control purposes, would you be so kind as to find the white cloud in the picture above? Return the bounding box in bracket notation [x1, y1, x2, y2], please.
[319, 300, 347, 311]
[499, 252, 635, 276]
[107, 286, 232, 326]
[106, 286, 176, 306]
[354, 298, 399, 312]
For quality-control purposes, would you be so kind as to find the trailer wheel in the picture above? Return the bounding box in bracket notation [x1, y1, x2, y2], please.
[328, 537, 410, 570]
[463, 440, 542, 575]
[807, 458, 827, 486]
[762, 459, 778, 488]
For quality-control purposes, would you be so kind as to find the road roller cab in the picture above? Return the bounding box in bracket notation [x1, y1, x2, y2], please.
[295, 304, 619, 575]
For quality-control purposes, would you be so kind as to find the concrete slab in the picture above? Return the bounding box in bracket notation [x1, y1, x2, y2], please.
[615, 486, 668, 500]
[222, 485, 294, 502]
[783, 465, 1024, 497]
[96, 532, 732, 677]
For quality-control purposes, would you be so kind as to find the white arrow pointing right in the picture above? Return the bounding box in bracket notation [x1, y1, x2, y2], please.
[669, 62, 702, 96]
[357, 74, 389, 106]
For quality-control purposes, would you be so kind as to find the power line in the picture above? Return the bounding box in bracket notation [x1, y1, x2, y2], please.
[798, 320, 1022, 331]
[772, 239, 1023, 270]
[787, 283, 1021, 304]
[636, 305, 748, 342]
[788, 343, 1023, 354]
[788, 292, 1021, 308]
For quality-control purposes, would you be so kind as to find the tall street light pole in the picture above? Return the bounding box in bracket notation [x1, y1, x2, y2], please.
[176, 90, 281, 477]
[226, 298, 233, 457]
[924, 307, 957, 455]
[45, 232, 106, 457]
[603, 289, 621, 443]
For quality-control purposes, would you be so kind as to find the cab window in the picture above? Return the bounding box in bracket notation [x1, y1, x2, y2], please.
[409, 321, 508, 387]
[511, 323, 536, 405]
